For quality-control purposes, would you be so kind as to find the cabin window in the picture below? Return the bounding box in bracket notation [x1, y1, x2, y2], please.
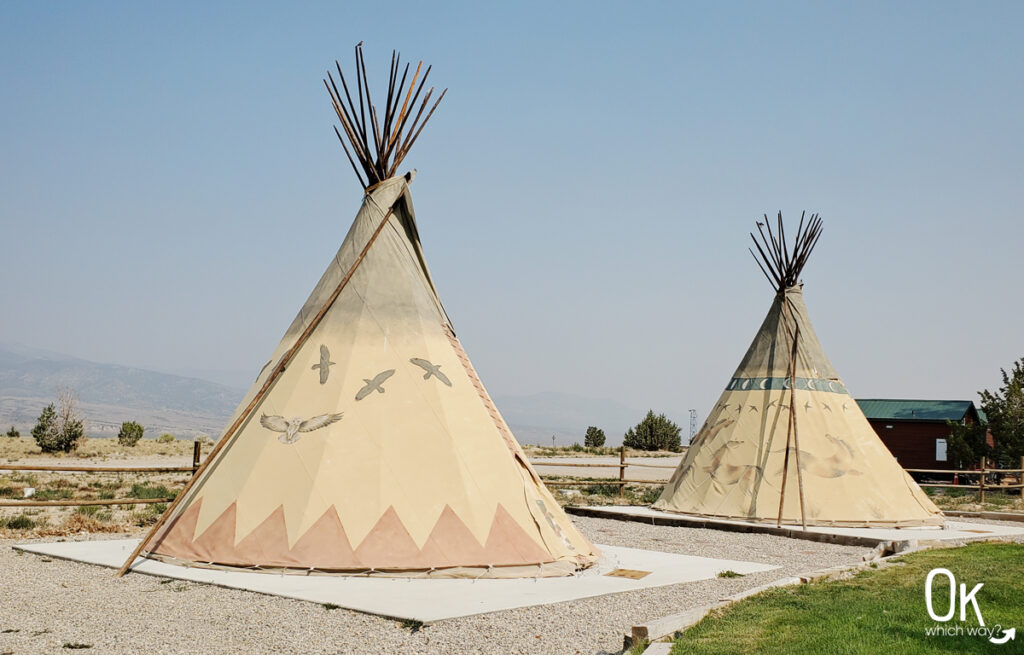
[936, 438, 947, 462]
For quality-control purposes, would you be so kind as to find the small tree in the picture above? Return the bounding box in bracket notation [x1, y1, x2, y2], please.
[979, 357, 1024, 466]
[118, 421, 145, 447]
[31, 403, 58, 451]
[623, 410, 682, 452]
[946, 419, 991, 469]
[5, 426, 19, 438]
[584, 426, 606, 448]
[33, 389, 86, 453]
[54, 387, 86, 452]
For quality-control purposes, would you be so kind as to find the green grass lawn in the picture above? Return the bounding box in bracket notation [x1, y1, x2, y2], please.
[673, 542, 1022, 655]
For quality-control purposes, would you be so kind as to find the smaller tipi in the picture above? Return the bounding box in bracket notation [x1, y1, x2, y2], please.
[654, 213, 943, 527]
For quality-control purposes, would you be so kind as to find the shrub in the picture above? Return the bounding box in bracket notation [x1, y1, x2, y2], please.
[117, 421, 145, 447]
[5, 426, 19, 438]
[32, 389, 86, 453]
[156, 433, 175, 443]
[638, 486, 662, 504]
[3, 514, 36, 530]
[623, 410, 682, 452]
[34, 488, 73, 501]
[130, 484, 173, 499]
[584, 426, 606, 447]
[31, 403, 58, 450]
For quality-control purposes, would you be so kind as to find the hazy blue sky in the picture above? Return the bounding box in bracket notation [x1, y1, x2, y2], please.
[1, 2, 1021, 428]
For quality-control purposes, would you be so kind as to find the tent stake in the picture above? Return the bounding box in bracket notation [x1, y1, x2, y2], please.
[115, 204, 398, 577]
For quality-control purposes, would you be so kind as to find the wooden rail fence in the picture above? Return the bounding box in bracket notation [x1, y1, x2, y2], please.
[534, 449, 1024, 502]
[534, 446, 675, 497]
[2, 445, 1022, 507]
[0, 442, 202, 508]
[905, 456, 1024, 503]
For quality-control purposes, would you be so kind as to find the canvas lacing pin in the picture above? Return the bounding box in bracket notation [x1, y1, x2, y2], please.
[471, 564, 493, 583]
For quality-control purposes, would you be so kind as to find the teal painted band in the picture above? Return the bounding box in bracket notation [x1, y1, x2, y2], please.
[726, 376, 849, 395]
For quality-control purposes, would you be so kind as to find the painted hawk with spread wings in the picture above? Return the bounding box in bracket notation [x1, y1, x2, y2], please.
[259, 412, 344, 444]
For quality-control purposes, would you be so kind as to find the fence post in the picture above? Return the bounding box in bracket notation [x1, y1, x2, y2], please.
[192, 441, 201, 475]
[979, 456, 986, 505]
[619, 445, 626, 497]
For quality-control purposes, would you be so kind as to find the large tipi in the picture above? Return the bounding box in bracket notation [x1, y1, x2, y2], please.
[119, 47, 599, 577]
[654, 214, 943, 527]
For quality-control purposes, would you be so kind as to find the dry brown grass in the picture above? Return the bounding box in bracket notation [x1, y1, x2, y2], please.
[61, 513, 125, 534]
[0, 434, 202, 539]
[0, 436, 211, 461]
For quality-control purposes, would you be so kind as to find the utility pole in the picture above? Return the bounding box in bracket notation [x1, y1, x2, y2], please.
[689, 409, 697, 441]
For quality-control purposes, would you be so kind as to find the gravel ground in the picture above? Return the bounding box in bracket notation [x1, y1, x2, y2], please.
[0, 515, 877, 655]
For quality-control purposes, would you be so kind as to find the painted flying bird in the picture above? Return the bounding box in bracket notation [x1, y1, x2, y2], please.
[821, 402, 832, 413]
[311, 344, 335, 385]
[355, 369, 395, 401]
[259, 412, 344, 445]
[804, 401, 814, 412]
[409, 358, 452, 387]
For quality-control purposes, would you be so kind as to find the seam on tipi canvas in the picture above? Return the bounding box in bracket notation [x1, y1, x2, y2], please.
[334, 245, 491, 546]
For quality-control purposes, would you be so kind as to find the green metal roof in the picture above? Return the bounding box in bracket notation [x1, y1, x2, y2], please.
[855, 399, 978, 422]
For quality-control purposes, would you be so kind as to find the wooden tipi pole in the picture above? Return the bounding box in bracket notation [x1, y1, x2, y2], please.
[788, 321, 808, 530]
[776, 297, 807, 529]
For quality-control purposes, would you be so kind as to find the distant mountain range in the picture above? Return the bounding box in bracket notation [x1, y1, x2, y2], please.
[0, 342, 647, 444]
[492, 391, 645, 447]
[0, 342, 243, 438]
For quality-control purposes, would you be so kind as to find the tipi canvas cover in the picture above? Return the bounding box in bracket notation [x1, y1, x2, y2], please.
[123, 48, 599, 578]
[654, 215, 942, 527]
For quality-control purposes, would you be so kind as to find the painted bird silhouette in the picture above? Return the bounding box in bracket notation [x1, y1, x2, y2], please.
[409, 358, 452, 387]
[355, 369, 395, 401]
[311, 344, 335, 385]
[259, 413, 343, 444]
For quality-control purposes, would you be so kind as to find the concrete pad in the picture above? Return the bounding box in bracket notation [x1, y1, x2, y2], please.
[13, 539, 776, 622]
[567, 505, 1024, 547]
